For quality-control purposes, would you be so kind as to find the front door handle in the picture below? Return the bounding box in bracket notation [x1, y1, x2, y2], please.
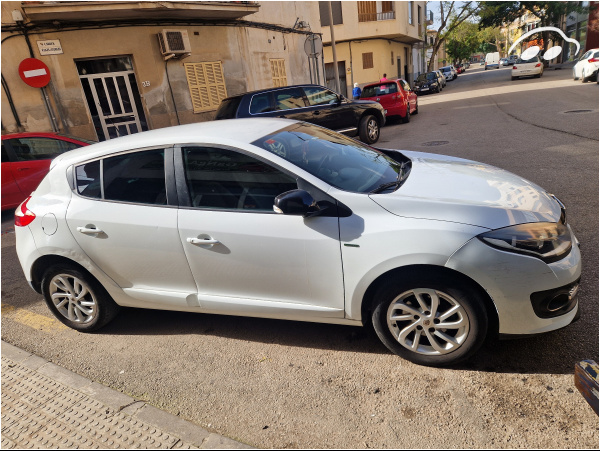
[187, 237, 220, 245]
[77, 226, 103, 234]
[313, 110, 321, 115]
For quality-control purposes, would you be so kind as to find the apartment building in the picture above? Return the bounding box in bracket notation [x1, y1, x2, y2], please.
[319, 1, 427, 97]
[1, 1, 321, 140]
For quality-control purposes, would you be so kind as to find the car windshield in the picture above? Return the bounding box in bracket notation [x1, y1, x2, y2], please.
[361, 82, 398, 97]
[441, 67, 450, 72]
[516, 56, 539, 64]
[417, 73, 437, 81]
[251, 122, 408, 193]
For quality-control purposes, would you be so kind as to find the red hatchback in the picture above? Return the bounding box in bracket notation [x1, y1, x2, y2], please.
[360, 79, 418, 123]
[2, 132, 93, 210]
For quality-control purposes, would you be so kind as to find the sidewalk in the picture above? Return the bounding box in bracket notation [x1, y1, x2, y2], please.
[1, 341, 253, 449]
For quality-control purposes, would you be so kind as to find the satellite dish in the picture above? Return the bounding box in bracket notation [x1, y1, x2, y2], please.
[304, 34, 323, 57]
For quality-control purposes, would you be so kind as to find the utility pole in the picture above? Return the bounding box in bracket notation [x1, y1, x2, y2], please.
[327, 2, 341, 94]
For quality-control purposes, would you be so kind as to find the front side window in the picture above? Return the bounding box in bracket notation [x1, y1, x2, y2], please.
[252, 122, 407, 193]
[75, 149, 166, 205]
[182, 146, 297, 211]
[8, 137, 78, 161]
[274, 88, 306, 110]
[303, 87, 339, 106]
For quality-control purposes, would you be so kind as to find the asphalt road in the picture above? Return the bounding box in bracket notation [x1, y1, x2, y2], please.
[1, 63, 598, 448]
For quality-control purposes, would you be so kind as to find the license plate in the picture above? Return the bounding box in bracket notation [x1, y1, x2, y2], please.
[422, 87, 429, 91]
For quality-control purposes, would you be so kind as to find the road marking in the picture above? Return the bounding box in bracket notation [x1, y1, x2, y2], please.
[2, 304, 67, 331]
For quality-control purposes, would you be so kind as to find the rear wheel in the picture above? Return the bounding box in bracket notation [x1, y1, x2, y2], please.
[371, 274, 488, 367]
[42, 265, 120, 331]
[401, 107, 411, 124]
[413, 99, 419, 115]
[358, 115, 380, 144]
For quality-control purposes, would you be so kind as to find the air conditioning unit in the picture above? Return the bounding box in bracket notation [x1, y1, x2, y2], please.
[157, 30, 191, 59]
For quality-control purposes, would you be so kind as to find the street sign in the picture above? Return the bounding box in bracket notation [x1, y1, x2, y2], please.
[18, 58, 51, 88]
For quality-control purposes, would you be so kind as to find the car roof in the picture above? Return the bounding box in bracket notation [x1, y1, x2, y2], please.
[53, 118, 298, 165]
[1, 132, 89, 144]
[221, 84, 336, 101]
[362, 79, 402, 88]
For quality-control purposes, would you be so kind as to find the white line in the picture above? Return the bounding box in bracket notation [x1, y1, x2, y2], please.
[23, 69, 47, 78]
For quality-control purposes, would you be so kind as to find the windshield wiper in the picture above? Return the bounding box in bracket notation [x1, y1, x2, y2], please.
[369, 161, 411, 194]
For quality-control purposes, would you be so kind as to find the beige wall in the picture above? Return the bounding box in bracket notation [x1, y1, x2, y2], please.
[1, 1, 320, 139]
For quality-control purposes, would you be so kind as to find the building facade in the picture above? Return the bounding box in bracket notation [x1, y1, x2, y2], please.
[319, 1, 426, 96]
[1, 1, 321, 141]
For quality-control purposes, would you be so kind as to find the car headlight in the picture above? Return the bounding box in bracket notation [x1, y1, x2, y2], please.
[478, 222, 572, 264]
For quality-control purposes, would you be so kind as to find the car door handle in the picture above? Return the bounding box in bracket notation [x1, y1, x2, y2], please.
[187, 237, 220, 245]
[17, 168, 31, 171]
[77, 226, 103, 234]
[313, 111, 321, 115]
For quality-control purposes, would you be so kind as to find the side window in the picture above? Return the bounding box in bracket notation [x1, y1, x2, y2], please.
[274, 88, 306, 110]
[10, 138, 75, 161]
[103, 149, 166, 205]
[75, 160, 101, 199]
[249, 93, 274, 114]
[1, 143, 10, 163]
[303, 87, 339, 106]
[399, 80, 410, 91]
[182, 146, 297, 212]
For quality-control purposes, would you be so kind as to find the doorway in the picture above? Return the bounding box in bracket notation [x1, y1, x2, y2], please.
[325, 61, 347, 96]
[77, 57, 148, 141]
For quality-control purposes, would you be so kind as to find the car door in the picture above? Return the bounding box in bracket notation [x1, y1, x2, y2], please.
[302, 86, 356, 133]
[1, 141, 24, 210]
[175, 144, 345, 318]
[399, 80, 417, 112]
[66, 147, 198, 305]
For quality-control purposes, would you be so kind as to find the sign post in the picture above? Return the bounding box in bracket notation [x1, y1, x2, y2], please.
[18, 58, 58, 132]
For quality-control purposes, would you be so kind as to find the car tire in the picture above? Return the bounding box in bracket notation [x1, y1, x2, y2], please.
[371, 273, 488, 367]
[401, 108, 410, 124]
[358, 115, 380, 144]
[42, 264, 120, 332]
[511, 76, 517, 81]
[413, 100, 419, 115]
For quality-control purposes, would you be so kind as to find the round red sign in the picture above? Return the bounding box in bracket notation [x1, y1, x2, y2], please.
[18, 58, 51, 88]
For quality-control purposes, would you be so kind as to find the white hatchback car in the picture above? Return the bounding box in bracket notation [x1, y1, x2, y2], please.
[573, 48, 599, 82]
[511, 54, 544, 80]
[15, 119, 581, 367]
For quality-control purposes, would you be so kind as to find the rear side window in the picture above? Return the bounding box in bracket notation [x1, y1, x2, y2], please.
[361, 82, 397, 97]
[249, 93, 274, 114]
[215, 97, 243, 119]
[8, 137, 78, 161]
[75, 149, 166, 205]
[303, 87, 338, 106]
[274, 88, 306, 110]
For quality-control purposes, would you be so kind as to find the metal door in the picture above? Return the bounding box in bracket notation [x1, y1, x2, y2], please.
[77, 57, 148, 141]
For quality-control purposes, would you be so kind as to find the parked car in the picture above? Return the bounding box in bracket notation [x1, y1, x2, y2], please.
[511, 54, 544, 80]
[215, 84, 386, 144]
[485, 52, 500, 70]
[15, 118, 581, 367]
[413, 71, 443, 95]
[573, 48, 599, 82]
[440, 66, 457, 81]
[508, 55, 519, 65]
[436, 70, 447, 88]
[500, 58, 511, 66]
[360, 79, 418, 123]
[2, 132, 93, 211]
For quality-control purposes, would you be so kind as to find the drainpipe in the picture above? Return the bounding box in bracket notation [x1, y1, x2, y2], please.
[349, 41, 354, 92]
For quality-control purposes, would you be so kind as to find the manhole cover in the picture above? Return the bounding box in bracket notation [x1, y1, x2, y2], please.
[422, 140, 449, 146]
[564, 109, 593, 114]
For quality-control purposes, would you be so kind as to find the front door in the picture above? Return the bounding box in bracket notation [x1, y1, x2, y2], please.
[176, 145, 345, 317]
[77, 57, 148, 142]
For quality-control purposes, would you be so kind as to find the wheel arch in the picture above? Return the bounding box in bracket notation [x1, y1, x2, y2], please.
[361, 108, 385, 125]
[30, 254, 98, 294]
[359, 264, 499, 338]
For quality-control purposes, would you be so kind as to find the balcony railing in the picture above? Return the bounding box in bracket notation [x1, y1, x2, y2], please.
[358, 10, 396, 23]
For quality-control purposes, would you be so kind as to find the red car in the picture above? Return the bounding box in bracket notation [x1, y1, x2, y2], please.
[360, 78, 418, 123]
[2, 132, 93, 210]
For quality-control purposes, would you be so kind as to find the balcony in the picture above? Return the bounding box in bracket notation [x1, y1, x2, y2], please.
[21, 1, 260, 23]
[358, 10, 396, 22]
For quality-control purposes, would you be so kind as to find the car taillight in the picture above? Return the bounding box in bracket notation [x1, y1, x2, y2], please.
[535, 63, 542, 67]
[15, 196, 36, 227]
[588, 57, 598, 63]
[513, 66, 517, 69]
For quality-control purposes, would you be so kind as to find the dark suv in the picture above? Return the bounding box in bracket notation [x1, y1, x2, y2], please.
[215, 84, 386, 144]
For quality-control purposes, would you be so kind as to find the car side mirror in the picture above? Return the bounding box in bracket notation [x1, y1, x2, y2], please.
[274, 189, 320, 217]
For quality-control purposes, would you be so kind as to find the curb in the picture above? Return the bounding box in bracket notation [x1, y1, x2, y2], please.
[1, 340, 253, 449]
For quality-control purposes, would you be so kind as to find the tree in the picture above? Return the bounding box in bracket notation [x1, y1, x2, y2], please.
[478, 1, 588, 65]
[445, 21, 504, 62]
[426, 1, 481, 71]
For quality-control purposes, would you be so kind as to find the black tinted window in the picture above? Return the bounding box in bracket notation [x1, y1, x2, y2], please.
[303, 87, 338, 106]
[274, 88, 306, 110]
[361, 82, 398, 97]
[215, 97, 243, 119]
[76, 160, 101, 199]
[1, 143, 9, 163]
[249, 93, 274, 114]
[8, 137, 77, 161]
[182, 147, 297, 211]
[103, 149, 166, 205]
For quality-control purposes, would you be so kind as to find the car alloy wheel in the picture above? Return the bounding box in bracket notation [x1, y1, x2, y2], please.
[359, 114, 379, 144]
[49, 273, 98, 324]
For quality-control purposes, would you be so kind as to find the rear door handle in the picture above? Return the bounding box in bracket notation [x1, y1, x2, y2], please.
[313, 111, 321, 115]
[77, 226, 103, 234]
[187, 237, 220, 245]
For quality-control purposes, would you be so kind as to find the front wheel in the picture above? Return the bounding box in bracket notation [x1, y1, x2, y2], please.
[42, 265, 121, 331]
[371, 275, 488, 367]
[358, 115, 380, 144]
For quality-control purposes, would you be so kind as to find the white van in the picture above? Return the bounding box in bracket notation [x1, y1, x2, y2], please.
[485, 52, 500, 70]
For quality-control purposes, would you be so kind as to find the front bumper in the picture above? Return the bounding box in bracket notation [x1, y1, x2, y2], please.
[446, 231, 581, 335]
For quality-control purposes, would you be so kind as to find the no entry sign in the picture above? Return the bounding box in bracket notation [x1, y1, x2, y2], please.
[18, 58, 51, 88]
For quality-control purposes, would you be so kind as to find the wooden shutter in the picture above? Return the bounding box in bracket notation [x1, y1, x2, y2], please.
[270, 59, 287, 87]
[184, 62, 227, 113]
[362, 52, 374, 69]
[357, 1, 376, 22]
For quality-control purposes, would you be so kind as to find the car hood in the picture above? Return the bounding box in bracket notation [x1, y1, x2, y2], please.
[370, 150, 562, 230]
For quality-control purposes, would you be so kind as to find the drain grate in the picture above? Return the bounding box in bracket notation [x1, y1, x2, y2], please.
[421, 140, 449, 146]
[564, 109, 593, 114]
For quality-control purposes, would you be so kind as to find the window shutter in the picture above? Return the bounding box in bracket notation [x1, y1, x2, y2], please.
[184, 62, 227, 113]
[270, 59, 288, 87]
[362, 52, 374, 69]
